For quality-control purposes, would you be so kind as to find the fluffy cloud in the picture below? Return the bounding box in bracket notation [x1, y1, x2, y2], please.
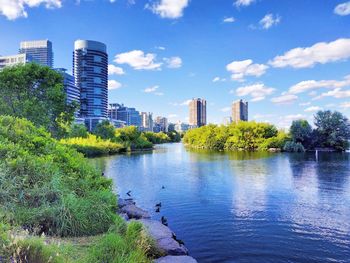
[340, 102, 350, 108]
[144, 85, 159, 93]
[0, 0, 62, 20]
[146, 0, 189, 19]
[170, 99, 191, 106]
[259, 13, 281, 29]
[234, 0, 255, 7]
[334, 1, 350, 16]
[114, 50, 162, 70]
[164, 56, 182, 68]
[271, 94, 298, 104]
[289, 75, 350, 94]
[223, 17, 235, 23]
[313, 88, 350, 100]
[108, 80, 122, 90]
[233, 83, 275, 102]
[108, 64, 125, 75]
[269, 38, 350, 68]
[212, 77, 226, 82]
[304, 106, 322, 112]
[220, 107, 231, 112]
[226, 59, 268, 81]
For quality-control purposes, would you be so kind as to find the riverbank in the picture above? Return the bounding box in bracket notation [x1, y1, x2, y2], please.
[117, 197, 198, 263]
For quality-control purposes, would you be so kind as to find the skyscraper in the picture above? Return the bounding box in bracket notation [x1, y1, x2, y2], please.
[19, 40, 53, 68]
[0, 54, 34, 69]
[232, 99, 248, 123]
[189, 98, 207, 127]
[140, 112, 153, 131]
[73, 40, 108, 130]
[154, 116, 168, 133]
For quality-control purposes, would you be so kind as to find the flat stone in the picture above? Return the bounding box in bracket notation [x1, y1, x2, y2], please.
[154, 256, 198, 263]
[120, 204, 150, 219]
[118, 198, 135, 208]
[139, 219, 188, 256]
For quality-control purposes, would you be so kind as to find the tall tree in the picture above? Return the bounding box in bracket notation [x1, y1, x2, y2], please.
[314, 110, 350, 151]
[0, 63, 76, 138]
[290, 119, 312, 148]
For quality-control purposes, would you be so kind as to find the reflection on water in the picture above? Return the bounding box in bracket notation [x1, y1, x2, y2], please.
[91, 143, 350, 263]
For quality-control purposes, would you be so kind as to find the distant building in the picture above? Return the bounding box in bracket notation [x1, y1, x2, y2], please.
[117, 105, 141, 127]
[140, 112, 153, 131]
[168, 123, 175, 132]
[73, 40, 108, 130]
[0, 54, 34, 69]
[175, 122, 190, 133]
[189, 98, 207, 127]
[19, 40, 53, 68]
[108, 103, 120, 120]
[154, 116, 168, 133]
[223, 116, 232, 125]
[232, 99, 248, 123]
[54, 68, 80, 105]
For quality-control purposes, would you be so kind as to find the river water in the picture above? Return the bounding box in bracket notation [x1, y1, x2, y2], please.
[91, 143, 350, 263]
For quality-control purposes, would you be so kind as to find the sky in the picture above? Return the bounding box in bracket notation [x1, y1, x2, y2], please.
[0, 0, 350, 128]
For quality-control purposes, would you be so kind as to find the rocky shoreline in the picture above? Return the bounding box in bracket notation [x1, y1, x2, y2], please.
[117, 197, 198, 263]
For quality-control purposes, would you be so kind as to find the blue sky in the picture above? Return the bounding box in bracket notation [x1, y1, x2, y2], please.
[1, 0, 350, 127]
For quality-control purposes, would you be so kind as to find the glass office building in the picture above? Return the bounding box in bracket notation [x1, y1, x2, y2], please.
[19, 40, 53, 68]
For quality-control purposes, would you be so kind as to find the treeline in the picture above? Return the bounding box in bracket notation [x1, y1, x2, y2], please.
[184, 111, 350, 152]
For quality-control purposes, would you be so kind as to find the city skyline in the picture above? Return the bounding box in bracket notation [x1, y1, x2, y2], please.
[0, 1, 350, 128]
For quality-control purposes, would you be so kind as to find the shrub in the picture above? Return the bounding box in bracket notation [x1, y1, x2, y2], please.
[283, 141, 305, 152]
[68, 124, 89, 138]
[143, 132, 170, 144]
[258, 131, 290, 151]
[93, 120, 116, 140]
[115, 126, 153, 150]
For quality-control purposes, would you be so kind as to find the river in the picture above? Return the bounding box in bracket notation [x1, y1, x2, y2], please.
[91, 143, 350, 263]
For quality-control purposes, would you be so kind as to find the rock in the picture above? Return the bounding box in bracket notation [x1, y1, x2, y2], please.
[139, 219, 188, 256]
[120, 204, 150, 219]
[119, 213, 129, 221]
[154, 256, 198, 263]
[118, 198, 135, 208]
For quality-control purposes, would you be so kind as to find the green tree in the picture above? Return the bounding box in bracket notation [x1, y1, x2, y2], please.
[314, 110, 350, 151]
[93, 120, 116, 140]
[0, 63, 76, 138]
[68, 124, 89, 138]
[290, 119, 312, 148]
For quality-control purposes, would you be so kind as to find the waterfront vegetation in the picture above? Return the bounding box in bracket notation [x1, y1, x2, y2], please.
[184, 111, 350, 152]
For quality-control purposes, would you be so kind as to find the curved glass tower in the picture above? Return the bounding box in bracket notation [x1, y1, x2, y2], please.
[73, 40, 108, 121]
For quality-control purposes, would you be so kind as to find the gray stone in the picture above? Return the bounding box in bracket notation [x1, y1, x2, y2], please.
[118, 198, 135, 208]
[154, 256, 198, 263]
[119, 213, 129, 221]
[139, 219, 188, 256]
[120, 204, 150, 219]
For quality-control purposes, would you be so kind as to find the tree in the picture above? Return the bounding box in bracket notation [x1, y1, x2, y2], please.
[290, 120, 312, 148]
[93, 120, 116, 140]
[314, 110, 350, 151]
[0, 63, 76, 138]
[68, 124, 89, 138]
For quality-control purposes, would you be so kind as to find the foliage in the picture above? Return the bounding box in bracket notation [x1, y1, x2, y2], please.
[0, 116, 117, 237]
[166, 131, 182, 143]
[290, 120, 312, 149]
[144, 131, 170, 144]
[68, 124, 89, 139]
[115, 126, 153, 150]
[283, 141, 305, 152]
[93, 120, 116, 140]
[258, 131, 290, 151]
[61, 134, 125, 157]
[313, 110, 350, 151]
[0, 64, 76, 138]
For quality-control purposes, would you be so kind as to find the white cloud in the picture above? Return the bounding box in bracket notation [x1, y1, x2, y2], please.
[223, 17, 235, 23]
[168, 114, 178, 118]
[0, 0, 62, 20]
[108, 64, 125, 75]
[233, 83, 275, 102]
[269, 38, 350, 68]
[220, 107, 231, 112]
[170, 99, 191, 106]
[108, 80, 122, 90]
[259, 13, 281, 29]
[234, 0, 255, 8]
[154, 92, 164, 96]
[114, 50, 162, 70]
[313, 88, 350, 100]
[146, 0, 189, 19]
[299, 102, 311, 106]
[340, 102, 350, 108]
[212, 77, 226, 82]
[334, 2, 350, 16]
[144, 85, 159, 93]
[271, 94, 298, 104]
[155, 46, 166, 50]
[289, 75, 350, 94]
[164, 56, 182, 68]
[304, 106, 322, 112]
[226, 59, 268, 81]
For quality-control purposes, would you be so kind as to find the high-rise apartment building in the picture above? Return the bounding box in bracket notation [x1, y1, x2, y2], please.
[154, 116, 168, 133]
[19, 40, 53, 68]
[54, 68, 80, 106]
[0, 54, 34, 69]
[232, 99, 248, 123]
[140, 112, 153, 131]
[189, 98, 207, 127]
[73, 40, 108, 130]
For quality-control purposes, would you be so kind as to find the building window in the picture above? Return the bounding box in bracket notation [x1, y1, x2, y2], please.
[94, 109, 102, 116]
[94, 98, 102, 105]
[93, 66, 101, 73]
[94, 77, 102, 84]
[94, 55, 102, 63]
[94, 88, 102, 95]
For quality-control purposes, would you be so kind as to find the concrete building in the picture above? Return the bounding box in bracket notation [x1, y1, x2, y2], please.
[140, 112, 153, 131]
[0, 54, 34, 69]
[19, 40, 53, 68]
[189, 98, 207, 127]
[73, 40, 108, 130]
[154, 116, 168, 133]
[174, 122, 191, 133]
[223, 116, 233, 125]
[232, 99, 248, 123]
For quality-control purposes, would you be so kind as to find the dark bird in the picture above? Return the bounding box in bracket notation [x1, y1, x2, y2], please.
[155, 202, 162, 208]
[177, 239, 185, 246]
[126, 190, 131, 196]
[161, 216, 168, 226]
[161, 186, 165, 189]
[101, 172, 105, 176]
[155, 207, 160, 213]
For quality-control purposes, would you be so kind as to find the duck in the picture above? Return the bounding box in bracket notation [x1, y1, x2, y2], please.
[126, 190, 131, 196]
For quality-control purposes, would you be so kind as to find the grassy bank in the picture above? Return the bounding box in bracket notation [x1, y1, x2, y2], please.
[0, 116, 153, 262]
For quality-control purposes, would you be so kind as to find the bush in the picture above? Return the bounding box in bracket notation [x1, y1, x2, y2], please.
[143, 131, 170, 144]
[258, 131, 290, 151]
[68, 124, 89, 138]
[115, 126, 153, 150]
[61, 134, 126, 157]
[93, 120, 116, 140]
[283, 141, 305, 152]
